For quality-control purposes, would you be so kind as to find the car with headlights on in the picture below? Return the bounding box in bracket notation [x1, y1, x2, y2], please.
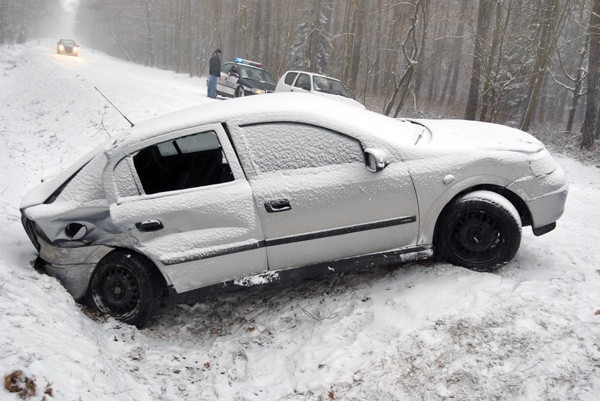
[214, 58, 276, 97]
[21, 93, 568, 326]
[56, 39, 79, 56]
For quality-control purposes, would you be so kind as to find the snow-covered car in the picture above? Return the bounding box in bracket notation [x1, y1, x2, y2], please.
[21, 93, 567, 326]
[214, 58, 276, 97]
[276, 70, 365, 108]
[56, 39, 79, 56]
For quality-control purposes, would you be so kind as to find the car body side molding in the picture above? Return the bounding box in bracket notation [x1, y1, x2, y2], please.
[160, 215, 417, 265]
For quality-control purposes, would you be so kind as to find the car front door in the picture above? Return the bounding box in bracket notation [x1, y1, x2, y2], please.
[228, 122, 419, 271]
[104, 124, 268, 293]
[218, 63, 236, 97]
[292, 73, 312, 93]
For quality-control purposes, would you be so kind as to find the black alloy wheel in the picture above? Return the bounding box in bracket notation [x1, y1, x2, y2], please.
[90, 251, 163, 326]
[437, 191, 521, 271]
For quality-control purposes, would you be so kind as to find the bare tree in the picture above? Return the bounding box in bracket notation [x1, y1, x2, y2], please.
[144, 0, 155, 67]
[383, 0, 429, 117]
[520, 0, 569, 132]
[465, 0, 493, 120]
[66, 0, 590, 144]
[581, 0, 600, 149]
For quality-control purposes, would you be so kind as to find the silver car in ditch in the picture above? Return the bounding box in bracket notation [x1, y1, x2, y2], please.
[21, 93, 568, 326]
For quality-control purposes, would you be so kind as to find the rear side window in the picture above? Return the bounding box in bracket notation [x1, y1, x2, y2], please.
[133, 131, 234, 195]
[284, 72, 298, 86]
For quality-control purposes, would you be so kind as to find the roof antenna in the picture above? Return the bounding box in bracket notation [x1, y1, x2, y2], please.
[94, 86, 135, 127]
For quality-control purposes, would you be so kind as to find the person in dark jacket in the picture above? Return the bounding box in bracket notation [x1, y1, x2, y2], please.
[207, 49, 222, 99]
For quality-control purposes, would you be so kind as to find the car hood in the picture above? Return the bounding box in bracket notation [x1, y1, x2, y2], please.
[240, 79, 276, 91]
[416, 119, 545, 154]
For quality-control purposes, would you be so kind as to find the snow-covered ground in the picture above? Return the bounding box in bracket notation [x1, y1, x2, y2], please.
[1, 42, 599, 401]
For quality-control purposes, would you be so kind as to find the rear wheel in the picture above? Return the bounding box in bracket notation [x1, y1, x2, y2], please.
[90, 251, 163, 326]
[436, 190, 521, 271]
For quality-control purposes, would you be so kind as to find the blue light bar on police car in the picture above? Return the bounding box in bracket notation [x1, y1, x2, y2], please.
[234, 57, 263, 68]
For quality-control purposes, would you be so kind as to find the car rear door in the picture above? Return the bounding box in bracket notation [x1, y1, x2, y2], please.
[104, 124, 268, 293]
[228, 122, 419, 271]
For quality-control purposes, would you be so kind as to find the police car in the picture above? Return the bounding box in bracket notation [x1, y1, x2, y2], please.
[216, 58, 277, 98]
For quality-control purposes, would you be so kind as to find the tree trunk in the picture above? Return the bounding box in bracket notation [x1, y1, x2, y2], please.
[347, 0, 366, 92]
[479, 0, 502, 122]
[566, 46, 588, 133]
[182, 0, 191, 75]
[443, 2, 468, 106]
[520, 0, 564, 132]
[0, 0, 10, 44]
[465, 0, 493, 120]
[581, 0, 600, 149]
[144, 0, 155, 67]
[308, 0, 322, 71]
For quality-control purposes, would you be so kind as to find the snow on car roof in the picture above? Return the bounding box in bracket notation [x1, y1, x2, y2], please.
[112, 93, 416, 152]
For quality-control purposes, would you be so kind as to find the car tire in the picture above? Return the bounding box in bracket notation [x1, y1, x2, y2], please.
[436, 190, 521, 272]
[235, 85, 246, 97]
[90, 250, 163, 327]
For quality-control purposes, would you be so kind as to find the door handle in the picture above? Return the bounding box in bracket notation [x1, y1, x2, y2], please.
[265, 199, 292, 213]
[135, 219, 164, 232]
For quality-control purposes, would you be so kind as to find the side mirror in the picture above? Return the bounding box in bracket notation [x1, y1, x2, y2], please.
[364, 148, 386, 173]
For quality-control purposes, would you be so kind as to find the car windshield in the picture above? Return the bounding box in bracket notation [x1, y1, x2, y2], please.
[313, 76, 352, 98]
[240, 65, 276, 85]
[61, 40, 76, 45]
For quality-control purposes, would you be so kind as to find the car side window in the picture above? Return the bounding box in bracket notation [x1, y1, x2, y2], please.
[284, 72, 298, 86]
[221, 63, 233, 74]
[132, 131, 234, 195]
[238, 123, 363, 175]
[294, 74, 311, 91]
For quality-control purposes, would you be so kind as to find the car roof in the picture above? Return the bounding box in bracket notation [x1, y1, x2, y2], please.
[109, 93, 413, 155]
[284, 70, 340, 82]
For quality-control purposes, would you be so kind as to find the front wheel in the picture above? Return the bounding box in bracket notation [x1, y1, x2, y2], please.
[235, 85, 246, 97]
[90, 250, 163, 326]
[436, 190, 522, 271]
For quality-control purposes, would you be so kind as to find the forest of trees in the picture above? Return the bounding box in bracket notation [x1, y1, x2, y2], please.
[0, 0, 63, 44]
[1, 0, 599, 151]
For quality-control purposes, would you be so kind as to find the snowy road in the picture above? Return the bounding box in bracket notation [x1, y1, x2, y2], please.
[1, 43, 599, 401]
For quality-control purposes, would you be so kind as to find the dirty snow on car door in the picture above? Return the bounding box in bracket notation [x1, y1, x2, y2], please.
[229, 122, 420, 271]
[105, 124, 268, 293]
